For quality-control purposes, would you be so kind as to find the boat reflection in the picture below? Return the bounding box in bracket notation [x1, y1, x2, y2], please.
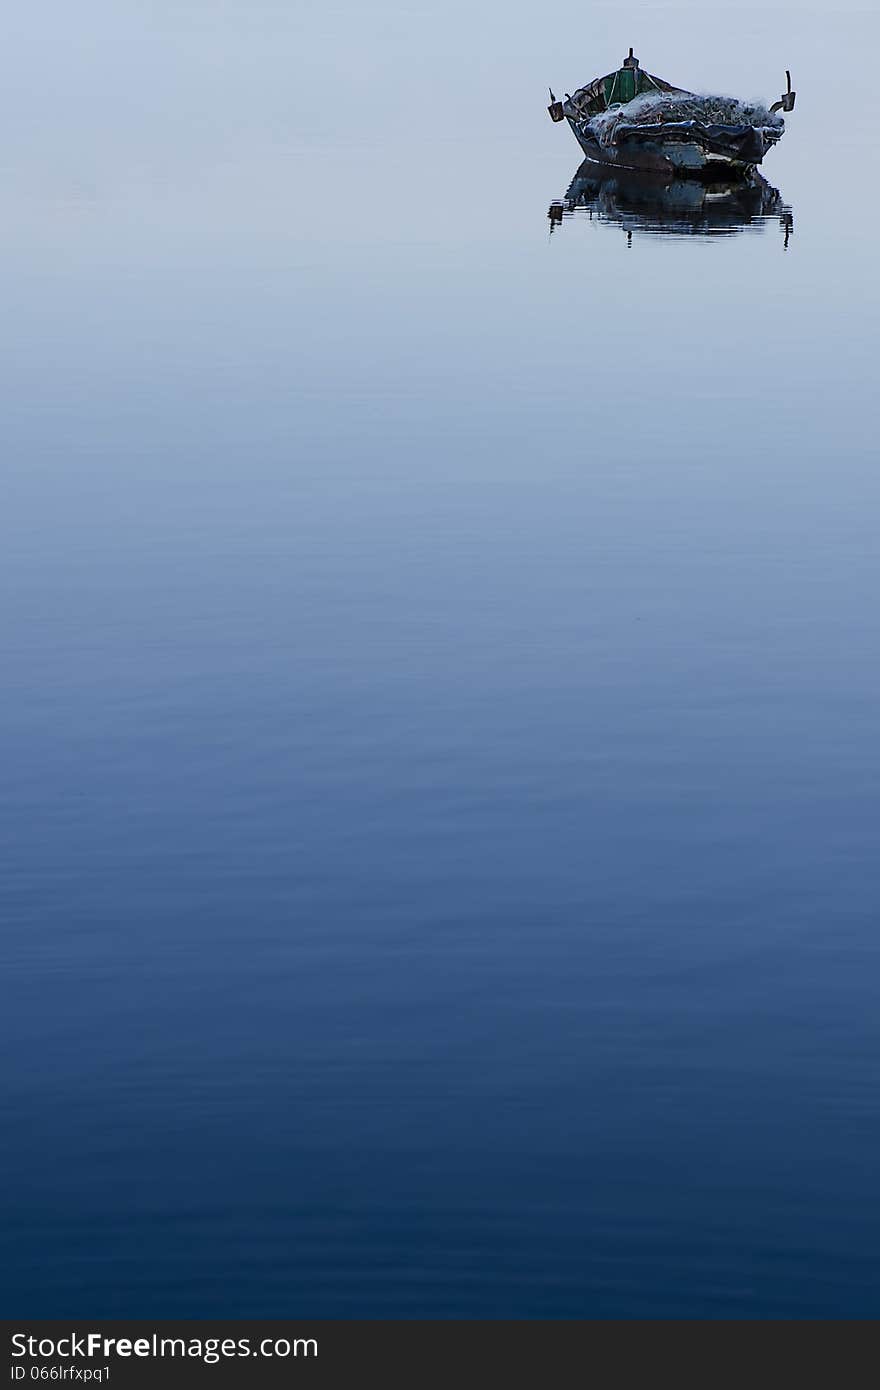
[549, 160, 793, 245]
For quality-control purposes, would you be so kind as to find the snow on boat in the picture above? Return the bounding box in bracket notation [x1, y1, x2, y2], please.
[547, 49, 795, 177]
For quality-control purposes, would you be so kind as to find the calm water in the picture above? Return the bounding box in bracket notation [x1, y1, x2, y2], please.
[3, 3, 880, 1318]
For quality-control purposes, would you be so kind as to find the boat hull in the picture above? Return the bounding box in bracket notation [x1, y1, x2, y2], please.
[568, 117, 770, 177]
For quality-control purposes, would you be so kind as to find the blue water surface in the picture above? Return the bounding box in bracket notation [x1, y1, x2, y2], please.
[2, 2, 879, 1317]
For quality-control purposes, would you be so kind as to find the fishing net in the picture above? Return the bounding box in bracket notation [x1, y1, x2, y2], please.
[588, 92, 783, 148]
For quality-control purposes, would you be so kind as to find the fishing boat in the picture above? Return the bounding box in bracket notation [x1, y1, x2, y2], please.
[547, 49, 795, 177]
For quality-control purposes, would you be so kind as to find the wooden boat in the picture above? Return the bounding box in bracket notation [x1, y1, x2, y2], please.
[548, 49, 795, 177]
[548, 161, 793, 244]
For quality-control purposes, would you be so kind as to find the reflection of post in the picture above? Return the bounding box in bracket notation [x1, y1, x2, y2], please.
[781, 210, 793, 250]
